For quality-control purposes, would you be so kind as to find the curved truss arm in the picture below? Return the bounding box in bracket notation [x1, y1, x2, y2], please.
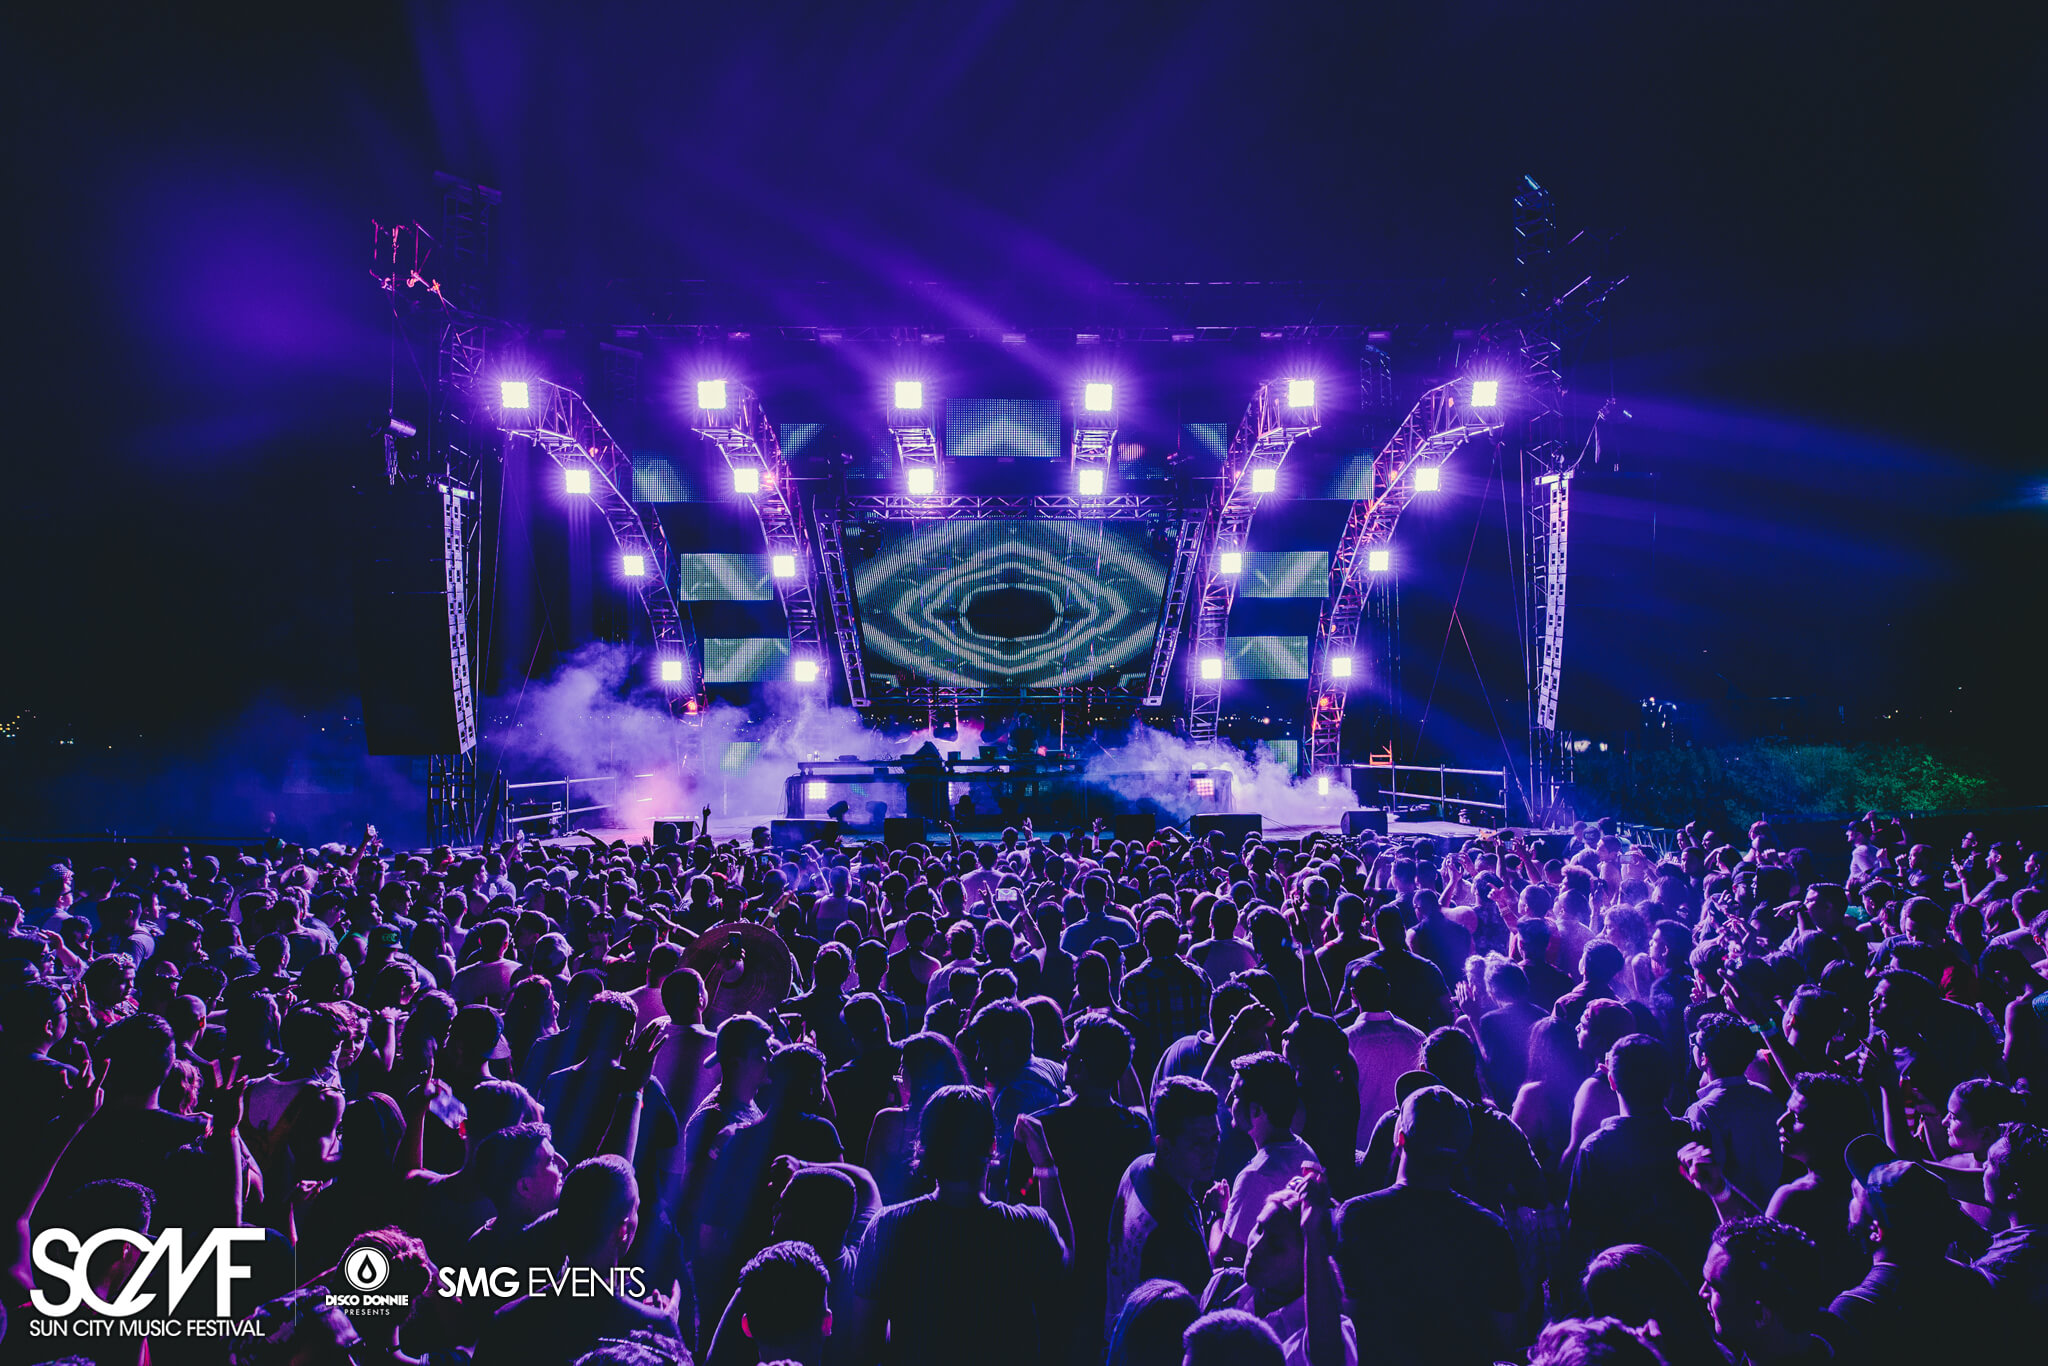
[692, 390, 869, 705]
[1304, 382, 1503, 775]
[1148, 381, 1320, 721]
[501, 379, 702, 716]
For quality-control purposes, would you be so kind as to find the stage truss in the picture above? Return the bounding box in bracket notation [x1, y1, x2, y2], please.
[499, 379, 703, 721]
[1305, 383, 1505, 777]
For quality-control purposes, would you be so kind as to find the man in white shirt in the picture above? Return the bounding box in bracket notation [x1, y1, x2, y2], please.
[1217, 1052, 1321, 1265]
[1342, 964, 1425, 1146]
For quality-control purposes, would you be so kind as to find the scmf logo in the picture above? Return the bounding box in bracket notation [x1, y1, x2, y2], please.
[32, 1228, 267, 1317]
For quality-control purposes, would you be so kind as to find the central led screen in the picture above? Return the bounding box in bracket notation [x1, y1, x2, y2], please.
[855, 520, 1166, 688]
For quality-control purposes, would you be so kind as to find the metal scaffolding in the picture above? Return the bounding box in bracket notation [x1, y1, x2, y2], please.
[1305, 383, 1505, 778]
[1182, 382, 1321, 741]
[691, 387, 852, 700]
[499, 379, 702, 721]
[844, 493, 1175, 521]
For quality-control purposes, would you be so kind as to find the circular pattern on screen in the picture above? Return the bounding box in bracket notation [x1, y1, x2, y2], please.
[855, 520, 1167, 687]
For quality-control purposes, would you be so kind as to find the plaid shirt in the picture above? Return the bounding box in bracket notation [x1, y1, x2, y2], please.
[1121, 954, 1212, 1066]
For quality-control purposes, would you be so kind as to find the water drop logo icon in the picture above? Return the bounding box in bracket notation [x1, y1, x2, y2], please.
[344, 1245, 391, 1292]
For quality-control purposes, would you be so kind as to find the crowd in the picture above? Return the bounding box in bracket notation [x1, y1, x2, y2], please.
[0, 808, 2044, 1366]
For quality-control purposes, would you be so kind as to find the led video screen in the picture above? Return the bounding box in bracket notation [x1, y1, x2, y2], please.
[677, 554, 776, 601]
[855, 520, 1166, 687]
[945, 399, 1061, 460]
[704, 637, 791, 682]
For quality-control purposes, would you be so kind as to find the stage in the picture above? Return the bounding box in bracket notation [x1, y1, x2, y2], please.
[541, 811, 1502, 849]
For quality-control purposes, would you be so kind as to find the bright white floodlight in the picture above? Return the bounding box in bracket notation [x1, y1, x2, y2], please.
[893, 380, 924, 409]
[1470, 379, 1499, 407]
[1367, 548, 1391, 572]
[1200, 657, 1224, 680]
[1316, 774, 1331, 795]
[792, 658, 821, 684]
[500, 380, 530, 409]
[1083, 382, 1114, 412]
[1287, 378, 1315, 407]
[732, 466, 761, 494]
[1077, 467, 1105, 495]
[659, 659, 684, 684]
[806, 780, 829, 800]
[622, 553, 647, 578]
[564, 468, 591, 495]
[1331, 655, 1354, 678]
[1218, 551, 1243, 575]
[906, 467, 936, 496]
[698, 379, 729, 410]
[771, 553, 797, 579]
[1413, 465, 1441, 492]
[1250, 467, 1277, 494]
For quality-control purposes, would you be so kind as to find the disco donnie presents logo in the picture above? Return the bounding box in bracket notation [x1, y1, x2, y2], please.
[31, 1227, 266, 1317]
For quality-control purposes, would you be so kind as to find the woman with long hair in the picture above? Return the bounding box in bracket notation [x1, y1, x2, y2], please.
[863, 1031, 971, 1205]
[1512, 1016, 1590, 1186]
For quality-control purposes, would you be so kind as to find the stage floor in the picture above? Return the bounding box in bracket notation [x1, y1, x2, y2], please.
[541, 813, 1498, 848]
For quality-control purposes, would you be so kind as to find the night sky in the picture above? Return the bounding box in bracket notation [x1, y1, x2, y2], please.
[3, 4, 2042, 805]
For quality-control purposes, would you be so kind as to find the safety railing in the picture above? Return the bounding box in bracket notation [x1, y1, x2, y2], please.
[1373, 763, 1511, 817]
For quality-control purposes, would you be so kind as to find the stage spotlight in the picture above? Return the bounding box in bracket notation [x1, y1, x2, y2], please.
[1413, 465, 1441, 492]
[1192, 776, 1216, 798]
[906, 467, 936, 496]
[1077, 467, 1105, 496]
[1218, 550, 1243, 575]
[564, 467, 591, 495]
[1083, 382, 1114, 412]
[1367, 548, 1390, 572]
[698, 379, 729, 410]
[893, 380, 924, 409]
[1250, 467, 1277, 494]
[1470, 379, 1499, 407]
[732, 466, 761, 494]
[1316, 774, 1331, 795]
[622, 553, 647, 578]
[1200, 656, 1224, 680]
[793, 658, 821, 684]
[772, 553, 797, 579]
[1331, 655, 1354, 678]
[806, 780, 829, 800]
[659, 659, 685, 684]
[499, 380, 530, 409]
[1287, 378, 1315, 407]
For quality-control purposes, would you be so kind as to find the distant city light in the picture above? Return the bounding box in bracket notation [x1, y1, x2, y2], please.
[1200, 657, 1224, 680]
[1083, 382, 1114, 412]
[1413, 465, 1441, 492]
[1367, 548, 1391, 572]
[1287, 378, 1315, 407]
[698, 379, 729, 410]
[793, 658, 821, 684]
[906, 467, 936, 496]
[893, 380, 924, 409]
[732, 466, 761, 494]
[659, 659, 684, 684]
[806, 780, 829, 800]
[1470, 379, 1499, 407]
[622, 553, 647, 578]
[564, 468, 591, 495]
[1077, 467, 1105, 495]
[1218, 550, 1243, 575]
[1331, 655, 1354, 678]
[1250, 467, 1277, 494]
[499, 380, 530, 409]
[771, 553, 797, 579]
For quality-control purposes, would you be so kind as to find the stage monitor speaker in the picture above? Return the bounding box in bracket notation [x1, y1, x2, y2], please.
[652, 819, 697, 846]
[1111, 813, 1157, 843]
[1342, 809, 1389, 837]
[883, 816, 927, 850]
[1190, 813, 1263, 843]
[771, 818, 839, 850]
[352, 488, 474, 756]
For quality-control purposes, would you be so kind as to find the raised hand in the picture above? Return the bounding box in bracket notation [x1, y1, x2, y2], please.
[1678, 1141, 1726, 1199]
[207, 1056, 251, 1136]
